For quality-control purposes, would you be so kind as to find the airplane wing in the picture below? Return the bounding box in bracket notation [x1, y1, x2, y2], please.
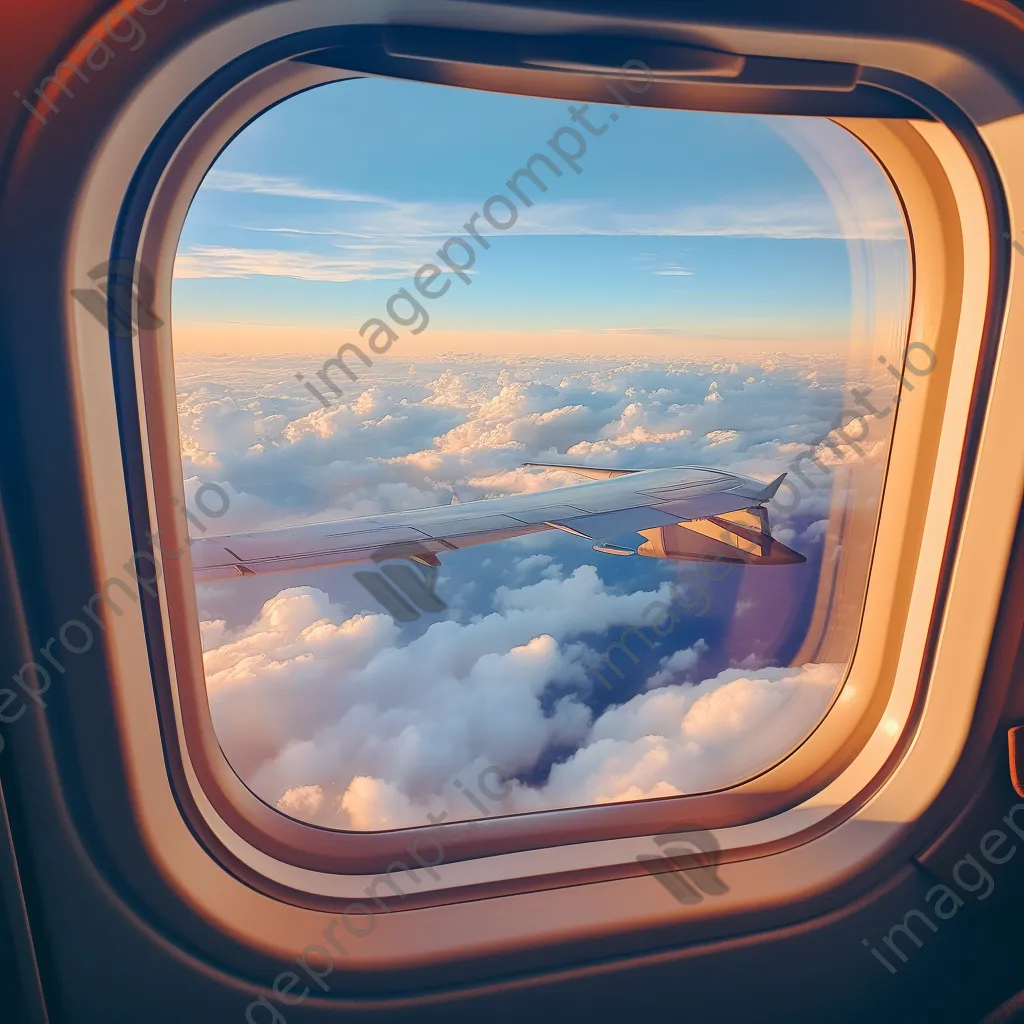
[189, 512, 549, 581]
[188, 465, 801, 581]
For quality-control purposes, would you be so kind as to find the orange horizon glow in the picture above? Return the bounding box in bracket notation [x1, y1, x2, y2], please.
[171, 323, 852, 359]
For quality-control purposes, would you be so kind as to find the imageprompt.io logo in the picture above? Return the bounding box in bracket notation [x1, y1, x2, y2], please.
[71, 258, 164, 338]
[355, 542, 447, 623]
[636, 827, 730, 905]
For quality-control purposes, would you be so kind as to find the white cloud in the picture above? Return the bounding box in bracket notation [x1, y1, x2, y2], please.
[203, 577, 843, 831]
[202, 170, 903, 242]
[493, 197, 904, 242]
[204, 570, 660, 823]
[203, 579, 841, 828]
[645, 639, 709, 689]
[277, 784, 325, 820]
[201, 171, 389, 205]
[173, 245, 421, 283]
[176, 169, 907, 283]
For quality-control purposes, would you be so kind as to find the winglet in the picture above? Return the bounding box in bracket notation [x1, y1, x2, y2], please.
[757, 473, 788, 502]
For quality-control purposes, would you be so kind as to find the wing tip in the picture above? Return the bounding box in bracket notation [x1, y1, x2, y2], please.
[759, 473, 788, 501]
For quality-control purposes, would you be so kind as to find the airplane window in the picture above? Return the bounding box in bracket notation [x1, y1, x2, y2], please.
[171, 76, 912, 831]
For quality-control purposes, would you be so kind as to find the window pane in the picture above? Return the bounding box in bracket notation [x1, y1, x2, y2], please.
[172, 77, 911, 831]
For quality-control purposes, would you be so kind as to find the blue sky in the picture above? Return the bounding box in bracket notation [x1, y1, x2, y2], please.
[172, 76, 908, 355]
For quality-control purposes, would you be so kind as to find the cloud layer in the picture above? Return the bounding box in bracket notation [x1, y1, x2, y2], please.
[206, 579, 841, 829]
[177, 354, 895, 829]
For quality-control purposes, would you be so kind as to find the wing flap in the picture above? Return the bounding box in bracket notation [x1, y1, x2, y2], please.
[653, 492, 759, 521]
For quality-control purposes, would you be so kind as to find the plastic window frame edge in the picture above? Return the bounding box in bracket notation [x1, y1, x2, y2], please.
[139, 66, 921, 881]
[136, 88, 949, 896]
[57, 2, 1017, 981]
[130, 67, 980, 884]
[136, 58, 942, 880]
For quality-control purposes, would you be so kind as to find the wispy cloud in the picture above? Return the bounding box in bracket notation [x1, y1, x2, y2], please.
[220, 197, 903, 269]
[202, 171, 390, 205]
[173, 244, 478, 284]
[173, 246, 421, 283]
[274, 195, 903, 243]
[205, 169, 904, 243]
[178, 173, 905, 283]
[511, 198, 905, 241]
